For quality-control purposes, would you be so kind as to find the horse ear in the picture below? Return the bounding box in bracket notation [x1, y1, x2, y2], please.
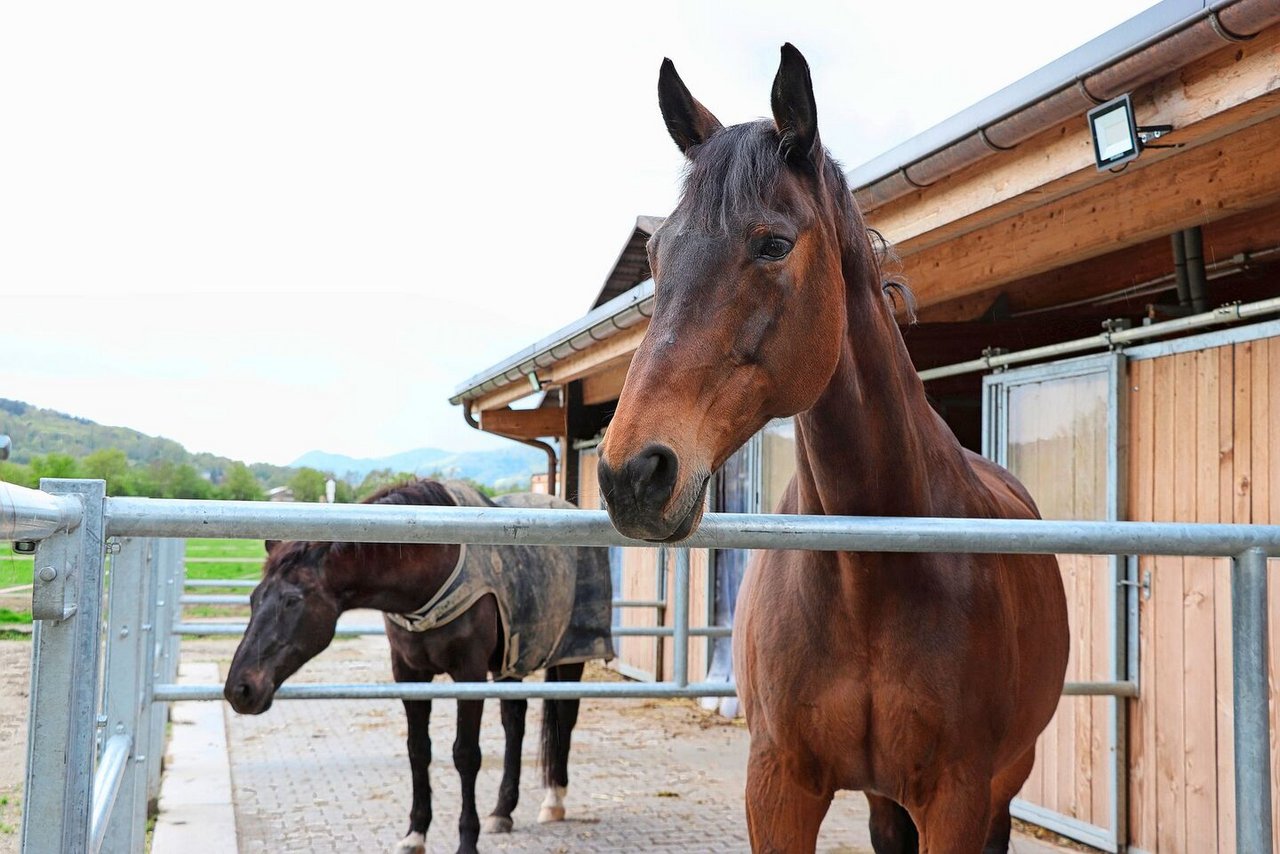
[264, 540, 280, 555]
[658, 58, 724, 155]
[771, 43, 822, 170]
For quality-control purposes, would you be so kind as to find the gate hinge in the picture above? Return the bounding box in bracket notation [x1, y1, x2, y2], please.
[1119, 570, 1151, 600]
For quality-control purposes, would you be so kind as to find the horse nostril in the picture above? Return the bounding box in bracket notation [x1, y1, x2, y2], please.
[629, 444, 678, 508]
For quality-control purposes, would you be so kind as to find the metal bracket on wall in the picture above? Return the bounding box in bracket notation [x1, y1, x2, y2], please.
[1101, 318, 1133, 351]
[982, 347, 1010, 372]
[1118, 570, 1152, 600]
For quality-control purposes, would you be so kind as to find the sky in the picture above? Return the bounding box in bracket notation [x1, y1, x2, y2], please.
[0, 0, 1161, 467]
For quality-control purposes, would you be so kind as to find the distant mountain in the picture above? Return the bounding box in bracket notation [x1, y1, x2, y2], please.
[0, 398, 298, 485]
[0, 397, 543, 491]
[291, 445, 545, 489]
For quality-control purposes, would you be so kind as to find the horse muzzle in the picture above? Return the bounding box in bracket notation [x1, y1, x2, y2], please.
[598, 444, 707, 541]
[224, 670, 276, 715]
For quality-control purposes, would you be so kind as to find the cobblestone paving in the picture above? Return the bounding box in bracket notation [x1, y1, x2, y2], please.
[187, 616, 1072, 854]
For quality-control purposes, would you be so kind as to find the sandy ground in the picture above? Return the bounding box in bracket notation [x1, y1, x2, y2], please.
[0, 640, 30, 853]
[0, 627, 1082, 854]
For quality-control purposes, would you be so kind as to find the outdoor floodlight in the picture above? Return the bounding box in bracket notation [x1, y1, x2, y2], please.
[527, 371, 542, 392]
[1087, 93, 1174, 171]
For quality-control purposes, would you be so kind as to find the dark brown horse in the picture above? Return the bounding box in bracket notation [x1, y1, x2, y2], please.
[597, 45, 1069, 853]
[224, 479, 609, 854]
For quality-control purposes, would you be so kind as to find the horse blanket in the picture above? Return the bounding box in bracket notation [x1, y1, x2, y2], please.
[386, 482, 614, 678]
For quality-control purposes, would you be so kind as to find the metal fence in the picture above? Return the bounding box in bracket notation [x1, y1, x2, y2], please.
[4, 477, 1280, 853]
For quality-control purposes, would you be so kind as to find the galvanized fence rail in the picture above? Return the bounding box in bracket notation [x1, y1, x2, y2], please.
[5, 477, 1280, 853]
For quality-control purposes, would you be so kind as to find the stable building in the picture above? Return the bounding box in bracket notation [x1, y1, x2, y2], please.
[451, 1, 1280, 850]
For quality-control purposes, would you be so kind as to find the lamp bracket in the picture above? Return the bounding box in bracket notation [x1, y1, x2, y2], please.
[1136, 125, 1174, 145]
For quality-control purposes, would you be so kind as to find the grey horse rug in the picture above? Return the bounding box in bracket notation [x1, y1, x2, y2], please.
[386, 482, 614, 678]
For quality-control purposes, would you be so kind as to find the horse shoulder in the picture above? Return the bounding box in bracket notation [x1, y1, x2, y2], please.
[960, 448, 1042, 521]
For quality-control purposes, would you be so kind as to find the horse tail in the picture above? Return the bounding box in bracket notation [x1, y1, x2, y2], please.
[539, 661, 584, 788]
[540, 695, 563, 788]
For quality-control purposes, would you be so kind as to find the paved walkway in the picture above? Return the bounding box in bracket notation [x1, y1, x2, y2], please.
[175, 612, 1080, 854]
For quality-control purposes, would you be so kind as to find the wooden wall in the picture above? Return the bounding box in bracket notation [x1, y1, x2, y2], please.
[1126, 335, 1280, 853]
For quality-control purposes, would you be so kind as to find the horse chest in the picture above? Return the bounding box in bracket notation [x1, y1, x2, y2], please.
[737, 550, 1003, 792]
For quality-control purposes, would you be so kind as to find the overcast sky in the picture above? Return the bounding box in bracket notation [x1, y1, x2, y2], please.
[0, 0, 1159, 467]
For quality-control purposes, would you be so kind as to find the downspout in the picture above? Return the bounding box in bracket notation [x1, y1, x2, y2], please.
[1183, 226, 1209, 313]
[1171, 231, 1191, 308]
[461, 402, 558, 497]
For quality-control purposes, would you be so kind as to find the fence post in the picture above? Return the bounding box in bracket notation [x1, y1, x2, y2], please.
[21, 479, 105, 854]
[673, 547, 690, 688]
[146, 538, 184, 807]
[97, 537, 157, 854]
[1232, 547, 1273, 853]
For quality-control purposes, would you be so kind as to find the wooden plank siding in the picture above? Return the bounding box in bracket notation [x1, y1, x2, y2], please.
[1125, 333, 1280, 852]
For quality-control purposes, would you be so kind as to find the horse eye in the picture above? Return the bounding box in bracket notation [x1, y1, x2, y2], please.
[757, 237, 793, 260]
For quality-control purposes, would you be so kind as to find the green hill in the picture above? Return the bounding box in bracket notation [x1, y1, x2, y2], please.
[0, 398, 295, 486]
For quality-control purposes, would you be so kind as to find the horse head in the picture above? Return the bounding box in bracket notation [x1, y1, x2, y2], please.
[224, 539, 341, 714]
[600, 44, 877, 541]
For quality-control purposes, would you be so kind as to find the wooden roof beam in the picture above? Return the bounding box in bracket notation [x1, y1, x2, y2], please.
[869, 26, 1280, 254]
[900, 110, 1280, 308]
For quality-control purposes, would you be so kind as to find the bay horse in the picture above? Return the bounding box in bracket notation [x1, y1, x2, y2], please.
[224, 479, 613, 854]
[597, 45, 1069, 853]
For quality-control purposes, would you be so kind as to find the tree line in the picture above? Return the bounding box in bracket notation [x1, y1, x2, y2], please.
[0, 449, 502, 503]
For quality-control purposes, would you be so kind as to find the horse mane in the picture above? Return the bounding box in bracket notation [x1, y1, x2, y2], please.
[680, 120, 915, 323]
[361, 478, 458, 508]
[265, 478, 460, 574]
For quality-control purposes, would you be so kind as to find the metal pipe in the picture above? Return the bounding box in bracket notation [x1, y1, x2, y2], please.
[462, 402, 557, 497]
[184, 579, 257, 588]
[156, 680, 738, 702]
[171, 621, 730, 639]
[673, 548, 691, 688]
[919, 296, 1280, 382]
[153, 677, 1134, 703]
[1184, 226, 1209, 313]
[103, 499, 1280, 557]
[0, 480, 83, 540]
[89, 734, 132, 854]
[1172, 230, 1190, 307]
[180, 593, 671, 609]
[1061, 680, 1137, 698]
[1232, 547, 1274, 854]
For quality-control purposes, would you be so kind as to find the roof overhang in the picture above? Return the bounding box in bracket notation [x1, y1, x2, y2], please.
[451, 0, 1280, 413]
[450, 279, 654, 409]
[848, 0, 1280, 212]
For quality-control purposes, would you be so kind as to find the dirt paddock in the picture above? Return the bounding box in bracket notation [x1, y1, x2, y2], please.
[0, 625, 1076, 853]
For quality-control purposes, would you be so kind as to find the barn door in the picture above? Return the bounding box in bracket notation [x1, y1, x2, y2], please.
[983, 353, 1130, 852]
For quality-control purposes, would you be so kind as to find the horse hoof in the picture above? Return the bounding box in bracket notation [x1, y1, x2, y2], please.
[483, 815, 514, 834]
[538, 805, 566, 823]
[393, 831, 426, 854]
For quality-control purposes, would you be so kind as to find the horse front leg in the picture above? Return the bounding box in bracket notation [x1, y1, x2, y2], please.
[867, 793, 918, 854]
[452, 696, 485, 854]
[393, 686, 433, 854]
[744, 742, 832, 854]
[539, 661, 584, 822]
[483, 677, 526, 834]
[909, 767, 993, 854]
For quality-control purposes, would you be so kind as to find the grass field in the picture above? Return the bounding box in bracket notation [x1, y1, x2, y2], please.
[0, 547, 33, 589]
[0, 538, 265, 624]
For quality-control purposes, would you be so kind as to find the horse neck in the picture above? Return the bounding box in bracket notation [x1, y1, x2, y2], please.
[325, 543, 461, 614]
[791, 250, 976, 519]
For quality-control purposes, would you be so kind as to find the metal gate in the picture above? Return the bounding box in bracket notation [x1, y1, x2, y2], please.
[984, 353, 1130, 851]
[3, 478, 1278, 853]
